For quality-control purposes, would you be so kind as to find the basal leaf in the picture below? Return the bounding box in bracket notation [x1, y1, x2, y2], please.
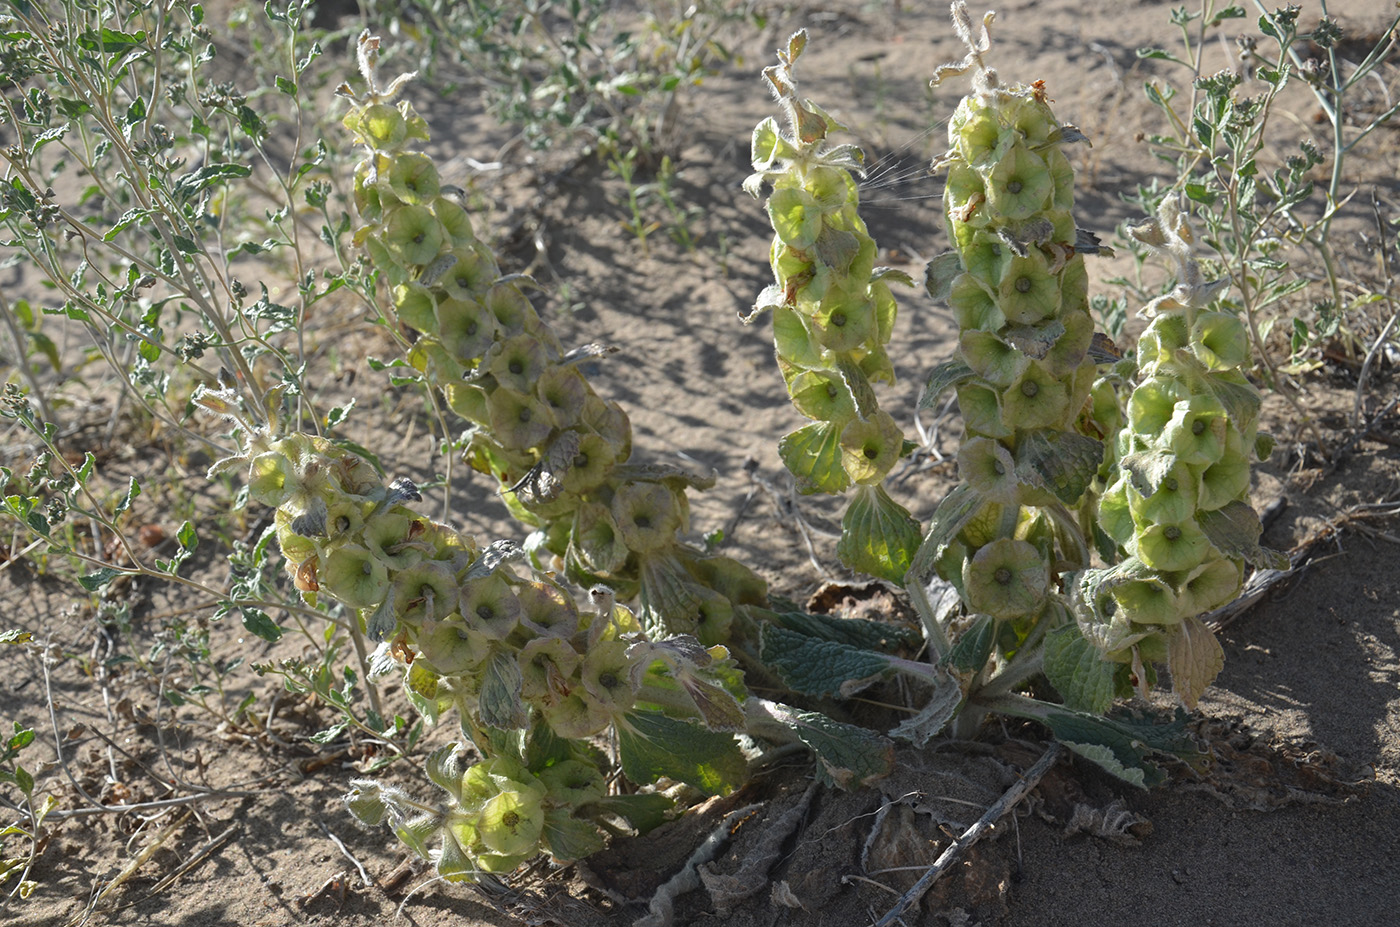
[945, 614, 994, 674]
[778, 421, 851, 494]
[748, 700, 893, 789]
[837, 484, 922, 583]
[758, 624, 893, 698]
[888, 662, 962, 747]
[587, 793, 674, 835]
[761, 607, 920, 652]
[479, 650, 528, 730]
[617, 709, 746, 796]
[1044, 624, 1116, 714]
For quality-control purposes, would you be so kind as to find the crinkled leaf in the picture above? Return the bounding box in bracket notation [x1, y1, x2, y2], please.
[889, 663, 962, 747]
[834, 355, 880, 420]
[918, 358, 974, 410]
[587, 793, 675, 837]
[479, 650, 527, 730]
[240, 606, 282, 643]
[1118, 450, 1178, 497]
[617, 709, 746, 796]
[907, 484, 984, 582]
[463, 540, 525, 581]
[610, 462, 717, 492]
[945, 614, 994, 674]
[750, 700, 893, 789]
[778, 421, 851, 494]
[761, 607, 920, 652]
[837, 484, 922, 584]
[79, 567, 125, 591]
[759, 624, 893, 697]
[1044, 624, 1116, 714]
[1017, 431, 1104, 505]
[1044, 707, 1197, 788]
[172, 163, 252, 201]
[1167, 614, 1224, 709]
[1197, 501, 1288, 570]
[925, 251, 964, 301]
[541, 809, 605, 863]
[1204, 373, 1261, 430]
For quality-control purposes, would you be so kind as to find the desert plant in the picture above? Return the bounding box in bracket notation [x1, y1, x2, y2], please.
[338, 31, 767, 642]
[744, 31, 923, 585]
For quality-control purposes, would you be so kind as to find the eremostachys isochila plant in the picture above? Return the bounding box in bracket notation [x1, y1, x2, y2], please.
[743, 30, 922, 585]
[1076, 197, 1284, 709]
[219, 425, 895, 878]
[909, 3, 1111, 737]
[337, 32, 766, 643]
[220, 427, 749, 877]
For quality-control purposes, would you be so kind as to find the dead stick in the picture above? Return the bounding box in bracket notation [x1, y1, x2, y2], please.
[872, 742, 1064, 927]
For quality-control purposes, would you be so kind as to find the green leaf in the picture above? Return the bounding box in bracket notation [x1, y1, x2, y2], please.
[752, 700, 893, 789]
[172, 163, 252, 201]
[587, 793, 674, 834]
[77, 27, 148, 54]
[837, 484, 922, 583]
[79, 567, 125, 591]
[761, 607, 920, 652]
[835, 355, 880, 420]
[945, 614, 994, 673]
[114, 477, 140, 516]
[778, 421, 851, 494]
[27, 330, 61, 372]
[888, 665, 962, 747]
[758, 624, 893, 698]
[1196, 501, 1288, 570]
[275, 75, 297, 95]
[918, 358, 974, 409]
[924, 251, 964, 301]
[240, 606, 282, 642]
[1, 630, 34, 646]
[617, 709, 746, 796]
[1044, 624, 1116, 714]
[1167, 614, 1223, 709]
[906, 484, 983, 584]
[1043, 707, 1197, 788]
[1016, 430, 1103, 505]
[177, 521, 197, 551]
[478, 650, 528, 730]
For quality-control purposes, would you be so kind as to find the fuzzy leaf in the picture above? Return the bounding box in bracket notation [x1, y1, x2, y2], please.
[924, 251, 964, 301]
[587, 793, 674, 834]
[762, 607, 920, 652]
[1204, 373, 1261, 430]
[1196, 501, 1288, 569]
[1017, 431, 1104, 504]
[778, 421, 851, 494]
[479, 650, 528, 730]
[1044, 624, 1116, 714]
[617, 709, 746, 796]
[1117, 450, 1179, 497]
[749, 700, 893, 789]
[1167, 614, 1224, 709]
[834, 355, 880, 420]
[837, 484, 922, 584]
[888, 663, 962, 747]
[945, 614, 994, 674]
[907, 484, 983, 582]
[918, 358, 975, 409]
[758, 624, 893, 698]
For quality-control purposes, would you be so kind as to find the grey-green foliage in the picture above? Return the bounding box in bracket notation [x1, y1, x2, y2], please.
[1077, 199, 1283, 708]
[743, 30, 922, 584]
[339, 32, 767, 642]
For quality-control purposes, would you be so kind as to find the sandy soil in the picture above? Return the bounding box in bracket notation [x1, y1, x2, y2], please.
[2, 1, 1398, 925]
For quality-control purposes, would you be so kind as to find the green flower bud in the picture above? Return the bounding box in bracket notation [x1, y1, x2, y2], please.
[570, 503, 629, 574]
[445, 381, 489, 424]
[325, 500, 367, 540]
[949, 274, 1006, 331]
[441, 245, 494, 302]
[952, 101, 1012, 165]
[384, 204, 445, 266]
[986, 147, 1054, 220]
[944, 161, 988, 227]
[961, 233, 1012, 288]
[389, 152, 441, 204]
[768, 186, 824, 249]
[839, 410, 903, 485]
[1127, 377, 1189, 436]
[486, 387, 555, 451]
[536, 367, 588, 427]
[477, 789, 545, 858]
[963, 537, 1049, 619]
[461, 574, 523, 640]
[392, 282, 438, 332]
[1109, 573, 1182, 626]
[789, 369, 857, 422]
[537, 759, 605, 807]
[772, 306, 827, 370]
[1129, 461, 1200, 526]
[1002, 360, 1070, 430]
[515, 580, 579, 639]
[960, 330, 1030, 387]
[1098, 474, 1136, 546]
[353, 102, 406, 149]
[1177, 557, 1243, 616]
[541, 691, 610, 739]
[957, 381, 1013, 439]
[580, 640, 636, 714]
[248, 451, 295, 506]
[1191, 311, 1249, 371]
[392, 561, 460, 625]
[957, 436, 1019, 504]
[435, 297, 497, 363]
[487, 334, 548, 395]
[811, 284, 876, 353]
[518, 636, 580, 701]
[560, 432, 617, 495]
[320, 543, 390, 609]
[996, 252, 1060, 324]
[1134, 519, 1209, 572]
[612, 482, 683, 554]
[416, 617, 491, 675]
[434, 197, 476, 245]
[364, 511, 427, 569]
[1198, 452, 1251, 510]
[1162, 396, 1229, 466]
[1136, 313, 1190, 368]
